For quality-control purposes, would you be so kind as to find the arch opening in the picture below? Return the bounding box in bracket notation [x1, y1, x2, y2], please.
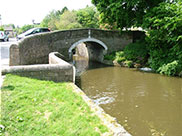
[68, 38, 108, 62]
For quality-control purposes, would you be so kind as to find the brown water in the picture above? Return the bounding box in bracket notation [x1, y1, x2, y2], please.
[74, 59, 182, 136]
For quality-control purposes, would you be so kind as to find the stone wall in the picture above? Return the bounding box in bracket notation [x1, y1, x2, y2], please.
[9, 44, 20, 66]
[10, 29, 139, 66]
[75, 43, 89, 59]
[3, 52, 75, 83]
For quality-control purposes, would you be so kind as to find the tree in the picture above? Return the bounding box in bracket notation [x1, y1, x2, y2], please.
[17, 24, 35, 34]
[0, 26, 4, 31]
[60, 6, 68, 15]
[40, 10, 61, 30]
[40, 7, 68, 30]
[91, 0, 175, 30]
[56, 11, 82, 30]
[142, 2, 182, 75]
[76, 6, 99, 28]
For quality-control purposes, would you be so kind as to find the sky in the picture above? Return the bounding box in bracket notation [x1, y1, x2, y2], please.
[0, 0, 93, 27]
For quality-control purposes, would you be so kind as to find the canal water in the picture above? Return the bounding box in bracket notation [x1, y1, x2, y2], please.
[74, 58, 182, 136]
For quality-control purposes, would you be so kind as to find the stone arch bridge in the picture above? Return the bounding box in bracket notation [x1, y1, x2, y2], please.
[10, 28, 142, 66]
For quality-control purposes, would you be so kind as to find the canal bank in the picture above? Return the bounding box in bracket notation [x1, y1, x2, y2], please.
[1, 74, 131, 136]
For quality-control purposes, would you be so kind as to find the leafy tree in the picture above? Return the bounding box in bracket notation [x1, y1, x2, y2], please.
[92, 0, 176, 30]
[60, 6, 68, 15]
[17, 24, 35, 34]
[40, 6, 100, 30]
[143, 2, 182, 75]
[40, 7, 68, 30]
[56, 11, 82, 30]
[76, 6, 99, 28]
[40, 10, 60, 30]
[0, 26, 4, 31]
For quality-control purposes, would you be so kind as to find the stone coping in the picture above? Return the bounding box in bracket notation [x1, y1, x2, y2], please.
[49, 52, 70, 65]
[2, 64, 72, 73]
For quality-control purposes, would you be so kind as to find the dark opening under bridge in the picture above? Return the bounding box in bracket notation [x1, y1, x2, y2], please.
[10, 28, 143, 66]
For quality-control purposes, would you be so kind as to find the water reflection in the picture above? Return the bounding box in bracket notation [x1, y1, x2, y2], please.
[74, 59, 182, 136]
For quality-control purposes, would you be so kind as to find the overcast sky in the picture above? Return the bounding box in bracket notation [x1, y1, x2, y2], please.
[0, 0, 92, 27]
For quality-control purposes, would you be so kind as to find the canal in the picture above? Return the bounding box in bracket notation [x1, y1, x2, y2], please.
[74, 58, 182, 136]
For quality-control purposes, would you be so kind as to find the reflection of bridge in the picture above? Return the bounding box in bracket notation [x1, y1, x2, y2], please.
[10, 28, 140, 66]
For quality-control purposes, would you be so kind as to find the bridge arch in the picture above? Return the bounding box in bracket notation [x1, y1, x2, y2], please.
[10, 29, 134, 65]
[68, 38, 108, 54]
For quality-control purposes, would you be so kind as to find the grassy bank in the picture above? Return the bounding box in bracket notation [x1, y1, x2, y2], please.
[1, 74, 109, 136]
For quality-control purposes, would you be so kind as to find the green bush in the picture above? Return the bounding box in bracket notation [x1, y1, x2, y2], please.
[158, 61, 179, 76]
[124, 60, 134, 68]
[123, 41, 148, 64]
[0, 27, 4, 31]
[115, 51, 126, 62]
[104, 52, 115, 61]
[115, 51, 125, 57]
[104, 51, 126, 62]
[143, 2, 182, 75]
[116, 57, 126, 62]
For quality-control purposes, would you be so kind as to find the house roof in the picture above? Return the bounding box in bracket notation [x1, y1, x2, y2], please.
[4, 26, 13, 31]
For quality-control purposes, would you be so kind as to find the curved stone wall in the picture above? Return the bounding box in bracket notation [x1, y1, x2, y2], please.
[3, 52, 75, 83]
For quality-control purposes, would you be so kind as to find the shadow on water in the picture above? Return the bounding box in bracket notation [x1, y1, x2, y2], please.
[71, 56, 110, 88]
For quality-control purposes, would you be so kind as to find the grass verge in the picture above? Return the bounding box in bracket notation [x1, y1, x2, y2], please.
[1, 74, 109, 136]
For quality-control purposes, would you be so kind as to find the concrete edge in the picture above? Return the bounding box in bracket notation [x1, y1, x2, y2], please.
[70, 83, 131, 136]
[1, 64, 72, 74]
[49, 52, 70, 66]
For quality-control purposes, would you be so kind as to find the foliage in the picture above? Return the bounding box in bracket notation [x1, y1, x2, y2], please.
[91, 0, 173, 30]
[158, 60, 180, 76]
[16, 24, 36, 34]
[143, 2, 182, 75]
[104, 41, 148, 68]
[104, 52, 115, 61]
[0, 26, 4, 31]
[40, 6, 99, 30]
[104, 51, 126, 62]
[40, 9, 64, 30]
[123, 60, 134, 68]
[1, 74, 109, 136]
[115, 51, 126, 62]
[60, 6, 68, 15]
[56, 11, 82, 30]
[11, 6, 100, 35]
[124, 41, 148, 64]
[76, 6, 99, 28]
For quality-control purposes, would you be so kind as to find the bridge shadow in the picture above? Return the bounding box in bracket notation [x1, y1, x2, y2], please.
[70, 40, 111, 89]
[72, 53, 110, 89]
[69, 40, 107, 63]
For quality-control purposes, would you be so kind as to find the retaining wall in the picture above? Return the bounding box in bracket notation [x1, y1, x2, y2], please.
[2, 52, 75, 83]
